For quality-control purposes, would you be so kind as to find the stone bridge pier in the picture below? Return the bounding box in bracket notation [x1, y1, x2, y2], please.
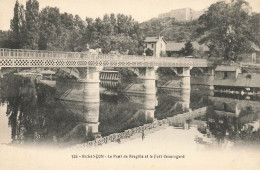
[80, 67, 102, 137]
[81, 67, 102, 103]
[141, 67, 158, 95]
[181, 89, 191, 112]
[143, 94, 158, 121]
[57, 67, 103, 138]
[208, 68, 215, 90]
[83, 102, 100, 138]
[181, 67, 192, 90]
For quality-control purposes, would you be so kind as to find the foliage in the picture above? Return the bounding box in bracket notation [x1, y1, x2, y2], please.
[38, 7, 86, 51]
[84, 14, 144, 54]
[4, 0, 144, 55]
[10, 0, 21, 48]
[179, 41, 194, 56]
[145, 48, 153, 56]
[197, 0, 259, 61]
[249, 13, 260, 46]
[9, 0, 26, 49]
[0, 30, 13, 48]
[23, 0, 40, 49]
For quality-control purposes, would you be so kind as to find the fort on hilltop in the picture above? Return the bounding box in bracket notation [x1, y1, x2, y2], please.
[158, 8, 206, 21]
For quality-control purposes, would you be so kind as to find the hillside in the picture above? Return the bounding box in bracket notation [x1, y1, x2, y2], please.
[139, 17, 200, 42]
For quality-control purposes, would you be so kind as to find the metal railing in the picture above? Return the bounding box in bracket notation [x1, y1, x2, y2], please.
[239, 62, 260, 68]
[0, 48, 213, 67]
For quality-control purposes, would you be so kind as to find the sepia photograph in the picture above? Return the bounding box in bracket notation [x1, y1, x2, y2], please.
[0, 0, 260, 169]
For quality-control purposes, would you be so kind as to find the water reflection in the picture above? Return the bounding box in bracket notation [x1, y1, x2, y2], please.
[98, 93, 155, 137]
[0, 75, 38, 143]
[0, 75, 86, 146]
[197, 95, 260, 147]
[0, 74, 260, 148]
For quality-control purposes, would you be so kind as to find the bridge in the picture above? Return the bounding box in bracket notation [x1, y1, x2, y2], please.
[0, 48, 212, 140]
[1, 48, 216, 101]
[0, 48, 213, 68]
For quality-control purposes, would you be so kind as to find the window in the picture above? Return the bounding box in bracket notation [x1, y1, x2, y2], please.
[223, 103, 228, 111]
[152, 44, 154, 48]
[224, 72, 228, 79]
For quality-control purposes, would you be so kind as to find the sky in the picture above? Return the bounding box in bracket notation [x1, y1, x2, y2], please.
[0, 0, 259, 30]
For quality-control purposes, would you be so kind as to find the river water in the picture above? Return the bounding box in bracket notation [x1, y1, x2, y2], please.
[0, 73, 260, 150]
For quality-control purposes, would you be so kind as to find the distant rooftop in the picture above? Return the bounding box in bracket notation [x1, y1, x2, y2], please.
[166, 41, 209, 51]
[251, 43, 260, 51]
[215, 65, 239, 72]
[144, 37, 159, 43]
[213, 73, 260, 88]
[144, 36, 167, 43]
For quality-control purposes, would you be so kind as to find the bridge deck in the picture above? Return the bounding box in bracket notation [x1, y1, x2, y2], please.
[0, 48, 213, 68]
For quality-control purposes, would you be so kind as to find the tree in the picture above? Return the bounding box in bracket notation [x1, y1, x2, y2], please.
[250, 13, 260, 46]
[0, 30, 13, 48]
[23, 0, 40, 49]
[83, 13, 144, 54]
[197, 0, 257, 61]
[7, 1, 143, 53]
[10, 0, 20, 48]
[179, 41, 194, 56]
[145, 48, 153, 56]
[38, 7, 61, 50]
[10, 0, 26, 49]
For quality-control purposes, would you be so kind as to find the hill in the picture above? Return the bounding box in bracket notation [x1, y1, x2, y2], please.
[139, 17, 200, 42]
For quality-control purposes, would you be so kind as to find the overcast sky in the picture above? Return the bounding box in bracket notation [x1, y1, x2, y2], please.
[0, 0, 259, 30]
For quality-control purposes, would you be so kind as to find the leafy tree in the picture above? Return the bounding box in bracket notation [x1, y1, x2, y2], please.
[9, 1, 26, 49]
[249, 13, 260, 46]
[38, 7, 87, 52]
[83, 13, 144, 54]
[10, 0, 20, 48]
[179, 41, 194, 56]
[197, 0, 257, 61]
[145, 48, 153, 56]
[23, 0, 40, 49]
[8, 1, 143, 54]
[38, 7, 61, 50]
[59, 12, 77, 51]
[0, 30, 13, 48]
[68, 15, 87, 51]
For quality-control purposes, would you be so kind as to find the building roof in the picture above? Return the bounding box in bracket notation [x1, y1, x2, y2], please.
[215, 65, 239, 72]
[213, 73, 260, 88]
[144, 36, 167, 43]
[166, 41, 209, 52]
[251, 43, 260, 52]
[144, 37, 158, 43]
[40, 70, 56, 75]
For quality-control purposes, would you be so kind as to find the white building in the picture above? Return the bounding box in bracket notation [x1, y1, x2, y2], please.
[144, 36, 167, 57]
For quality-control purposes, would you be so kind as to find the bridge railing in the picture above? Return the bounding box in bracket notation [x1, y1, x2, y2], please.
[0, 48, 212, 66]
[0, 48, 83, 59]
[239, 62, 260, 68]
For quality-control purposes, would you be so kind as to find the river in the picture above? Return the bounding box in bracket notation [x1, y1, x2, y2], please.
[0, 73, 260, 150]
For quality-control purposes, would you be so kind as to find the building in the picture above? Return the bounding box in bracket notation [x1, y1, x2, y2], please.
[144, 36, 167, 57]
[158, 8, 205, 21]
[214, 65, 241, 80]
[166, 41, 209, 57]
[213, 65, 260, 92]
[237, 43, 260, 63]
